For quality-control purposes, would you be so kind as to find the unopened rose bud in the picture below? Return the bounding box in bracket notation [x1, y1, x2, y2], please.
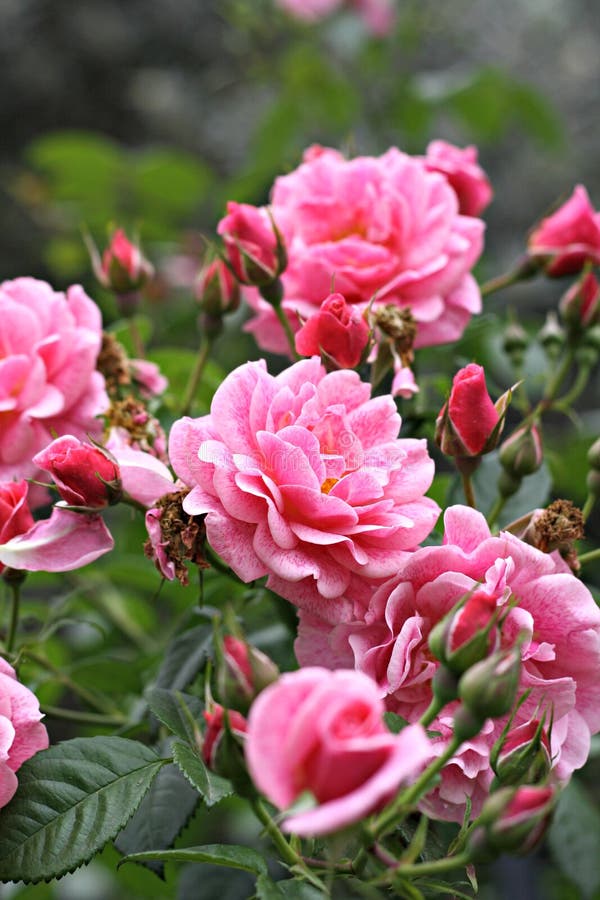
[218, 635, 279, 712]
[0, 480, 34, 577]
[499, 424, 543, 480]
[295, 293, 370, 369]
[202, 704, 250, 787]
[99, 229, 154, 295]
[428, 589, 500, 676]
[559, 271, 600, 332]
[588, 437, 600, 471]
[502, 319, 528, 367]
[33, 436, 121, 509]
[538, 312, 565, 360]
[528, 185, 600, 277]
[459, 646, 521, 721]
[196, 258, 241, 317]
[435, 364, 510, 459]
[217, 202, 286, 287]
[491, 719, 552, 787]
[471, 785, 556, 859]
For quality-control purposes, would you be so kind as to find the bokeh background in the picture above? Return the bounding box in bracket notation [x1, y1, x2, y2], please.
[1, 1, 600, 898]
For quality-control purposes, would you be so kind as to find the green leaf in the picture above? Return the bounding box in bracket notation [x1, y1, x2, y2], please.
[131, 149, 212, 227]
[119, 844, 268, 876]
[383, 711, 409, 734]
[146, 688, 204, 743]
[548, 779, 600, 899]
[115, 763, 200, 878]
[0, 737, 165, 883]
[155, 624, 213, 691]
[256, 875, 330, 899]
[179, 863, 256, 900]
[172, 740, 233, 807]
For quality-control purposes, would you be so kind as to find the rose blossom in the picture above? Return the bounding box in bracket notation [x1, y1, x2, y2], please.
[169, 357, 439, 623]
[528, 185, 600, 277]
[423, 140, 493, 217]
[243, 145, 484, 355]
[0, 481, 34, 574]
[0, 277, 108, 500]
[0, 657, 49, 809]
[245, 667, 431, 835]
[296, 505, 600, 821]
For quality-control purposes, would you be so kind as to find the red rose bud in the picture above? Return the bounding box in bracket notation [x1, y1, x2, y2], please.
[528, 185, 600, 277]
[196, 258, 241, 317]
[295, 293, 370, 369]
[472, 785, 556, 858]
[458, 645, 521, 721]
[202, 703, 248, 780]
[217, 202, 286, 287]
[33, 436, 121, 509]
[499, 424, 543, 480]
[0, 480, 34, 575]
[99, 229, 154, 294]
[428, 589, 501, 676]
[491, 718, 552, 787]
[559, 271, 600, 331]
[435, 364, 510, 458]
[218, 635, 279, 711]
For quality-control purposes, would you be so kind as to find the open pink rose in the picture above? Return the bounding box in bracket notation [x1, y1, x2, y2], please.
[246, 667, 431, 835]
[0, 481, 34, 574]
[0, 658, 49, 808]
[528, 185, 600, 277]
[423, 141, 493, 217]
[0, 278, 108, 502]
[169, 358, 439, 623]
[243, 145, 484, 355]
[296, 505, 600, 822]
[295, 292, 370, 368]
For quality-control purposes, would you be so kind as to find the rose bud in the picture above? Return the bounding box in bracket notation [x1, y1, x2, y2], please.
[33, 436, 121, 509]
[491, 718, 552, 788]
[499, 424, 543, 480]
[458, 645, 521, 721]
[99, 229, 154, 294]
[423, 140, 493, 217]
[559, 271, 600, 331]
[217, 635, 279, 712]
[435, 364, 510, 458]
[428, 588, 501, 676]
[538, 311, 565, 360]
[0, 480, 35, 577]
[528, 185, 600, 277]
[217, 202, 286, 287]
[196, 258, 241, 317]
[295, 292, 370, 369]
[471, 785, 556, 858]
[202, 703, 248, 784]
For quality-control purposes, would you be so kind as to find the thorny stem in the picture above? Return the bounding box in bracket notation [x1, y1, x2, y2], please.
[461, 472, 477, 509]
[578, 547, 600, 566]
[128, 316, 145, 358]
[181, 336, 212, 417]
[487, 495, 507, 530]
[480, 268, 529, 298]
[251, 798, 320, 884]
[377, 850, 472, 884]
[582, 493, 596, 522]
[273, 302, 301, 361]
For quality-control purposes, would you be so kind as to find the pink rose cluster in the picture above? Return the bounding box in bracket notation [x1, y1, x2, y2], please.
[0, 278, 108, 501]
[169, 357, 439, 622]
[246, 667, 431, 835]
[240, 143, 487, 355]
[296, 505, 600, 822]
[0, 658, 48, 809]
[275, 0, 396, 36]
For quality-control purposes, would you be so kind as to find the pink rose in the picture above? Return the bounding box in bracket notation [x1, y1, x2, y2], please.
[528, 185, 600, 277]
[476, 785, 556, 856]
[245, 667, 431, 835]
[423, 140, 493, 217]
[217, 202, 284, 286]
[0, 278, 108, 501]
[196, 259, 241, 317]
[99, 229, 154, 294]
[33, 436, 121, 508]
[0, 481, 34, 574]
[559, 271, 600, 329]
[0, 658, 48, 809]
[296, 505, 600, 821]
[243, 145, 484, 355]
[129, 359, 168, 399]
[295, 292, 370, 368]
[169, 358, 439, 623]
[436, 363, 501, 457]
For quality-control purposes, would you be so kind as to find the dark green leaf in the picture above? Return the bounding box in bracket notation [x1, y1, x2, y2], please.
[383, 711, 409, 734]
[548, 779, 600, 899]
[0, 737, 165, 883]
[155, 624, 213, 691]
[178, 863, 255, 900]
[146, 688, 204, 743]
[115, 763, 199, 878]
[120, 844, 268, 876]
[172, 740, 233, 807]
